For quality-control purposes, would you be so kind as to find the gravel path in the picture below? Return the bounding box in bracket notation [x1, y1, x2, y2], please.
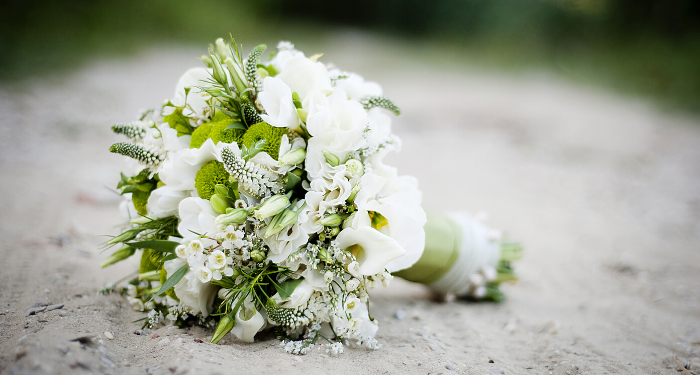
[1, 37, 699, 375]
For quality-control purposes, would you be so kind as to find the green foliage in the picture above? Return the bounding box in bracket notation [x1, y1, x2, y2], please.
[132, 190, 151, 216]
[163, 107, 193, 136]
[209, 116, 246, 146]
[160, 267, 179, 300]
[242, 122, 286, 160]
[151, 263, 188, 301]
[194, 160, 231, 200]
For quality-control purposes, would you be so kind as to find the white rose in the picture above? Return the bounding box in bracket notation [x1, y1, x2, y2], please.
[164, 259, 217, 317]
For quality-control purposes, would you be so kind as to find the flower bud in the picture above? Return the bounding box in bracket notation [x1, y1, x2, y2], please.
[279, 148, 306, 166]
[254, 195, 290, 221]
[317, 213, 344, 227]
[215, 38, 233, 61]
[250, 250, 265, 262]
[318, 248, 332, 264]
[296, 108, 308, 122]
[211, 194, 230, 215]
[100, 245, 135, 268]
[344, 159, 364, 178]
[264, 202, 306, 238]
[106, 228, 143, 245]
[224, 57, 248, 95]
[322, 150, 340, 167]
[345, 278, 360, 291]
[329, 226, 340, 237]
[292, 92, 302, 109]
[347, 183, 361, 204]
[210, 52, 228, 85]
[214, 184, 229, 198]
[216, 208, 250, 227]
[210, 313, 235, 344]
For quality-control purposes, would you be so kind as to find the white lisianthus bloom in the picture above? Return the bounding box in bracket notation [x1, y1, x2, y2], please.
[336, 226, 405, 276]
[276, 56, 332, 101]
[173, 67, 212, 119]
[177, 197, 218, 244]
[304, 89, 367, 180]
[350, 174, 427, 273]
[164, 259, 217, 317]
[208, 250, 227, 269]
[259, 77, 300, 129]
[271, 279, 314, 309]
[231, 294, 267, 343]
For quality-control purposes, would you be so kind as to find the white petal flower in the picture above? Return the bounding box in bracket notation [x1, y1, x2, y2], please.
[230, 294, 266, 343]
[208, 250, 227, 269]
[196, 267, 212, 283]
[345, 278, 360, 291]
[276, 56, 332, 101]
[178, 197, 218, 243]
[259, 77, 300, 129]
[271, 280, 314, 309]
[344, 296, 360, 314]
[336, 227, 406, 276]
[173, 67, 212, 119]
[175, 245, 188, 259]
[164, 259, 217, 317]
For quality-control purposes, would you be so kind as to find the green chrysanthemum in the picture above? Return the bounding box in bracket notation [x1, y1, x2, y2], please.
[242, 122, 286, 160]
[194, 160, 230, 200]
[190, 123, 214, 149]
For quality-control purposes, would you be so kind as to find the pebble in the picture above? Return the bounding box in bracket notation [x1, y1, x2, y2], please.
[134, 330, 144, 335]
[158, 338, 170, 348]
[104, 331, 114, 340]
[445, 363, 455, 371]
[58, 310, 68, 317]
[47, 304, 64, 311]
[151, 333, 160, 339]
[395, 309, 407, 320]
[489, 368, 505, 374]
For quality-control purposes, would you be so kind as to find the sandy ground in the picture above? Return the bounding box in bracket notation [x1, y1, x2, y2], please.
[0, 35, 699, 375]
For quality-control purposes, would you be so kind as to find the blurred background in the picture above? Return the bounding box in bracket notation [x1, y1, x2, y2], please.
[1, 0, 699, 112]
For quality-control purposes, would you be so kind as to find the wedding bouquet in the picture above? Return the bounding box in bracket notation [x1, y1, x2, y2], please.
[103, 36, 520, 354]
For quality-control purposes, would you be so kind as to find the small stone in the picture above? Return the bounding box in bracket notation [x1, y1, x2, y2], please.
[44, 288, 50, 294]
[151, 333, 160, 339]
[395, 309, 407, 320]
[14, 346, 27, 359]
[58, 310, 68, 317]
[158, 338, 170, 347]
[134, 330, 144, 335]
[194, 338, 203, 343]
[47, 304, 64, 311]
[104, 331, 114, 340]
[446, 363, 455, 371]
[489, 368, 505, 374]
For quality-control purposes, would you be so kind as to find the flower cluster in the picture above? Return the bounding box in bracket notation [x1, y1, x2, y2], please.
[103, 37, 428, 353]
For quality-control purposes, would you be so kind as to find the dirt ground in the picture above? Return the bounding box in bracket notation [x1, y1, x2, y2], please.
[1, 36, 699, 375]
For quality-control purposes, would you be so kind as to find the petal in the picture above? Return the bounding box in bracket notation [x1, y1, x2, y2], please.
[336, 226, 405, 275]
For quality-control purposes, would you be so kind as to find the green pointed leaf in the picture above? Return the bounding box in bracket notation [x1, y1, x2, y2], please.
[273, 278, 303, 301]
[285, 170, 301, 191]
[225, 121, 246, 131]
[125, 240, 180, 253]
[149, 263, 188, 301]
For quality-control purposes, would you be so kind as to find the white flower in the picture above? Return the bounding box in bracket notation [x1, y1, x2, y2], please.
[187, 240, 204, 255]
[324, 271, 334, 283]
[346, 278, 360, 291]
[344, 296, 360, 314]
[173, 67, 212, 119]
[177, 197, 218, 243]
[223, 267, 234, 277]
[164, 259, 217, 317]
[329, 71, 383, 100]
[347, 261, 361, 278]
[208, 250, 227, 269]
[230, 294, 266, 343]
[259, 77, 300, 129]
[276, 55, 332, 101]
[175, 245, 188, 259]
[336, 227, 406, 276]
[219, 226, 245, 249]
[271, 280, 314, 309]
[212, 270, 222, 281]
[196, 267, 213, 283]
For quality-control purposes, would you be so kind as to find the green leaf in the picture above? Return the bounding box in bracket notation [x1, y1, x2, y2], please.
[125, 240, 180, 253]
[285, 170, 302, 191]
[225, 121, 246, 131]
[163, 107, 194, 136]
[242, 139, 266, 161]
[272, 278, 303, 301]
[150, 263, 188, 301]
[161, 253, 178, 262]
